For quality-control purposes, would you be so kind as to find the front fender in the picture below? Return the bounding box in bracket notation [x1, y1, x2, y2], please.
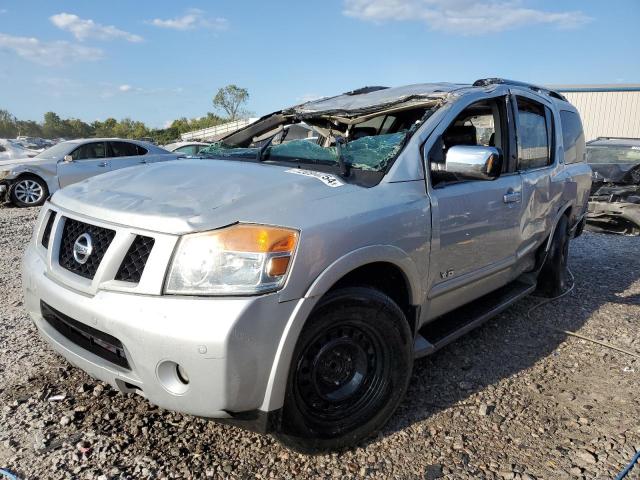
[259, 245, 421, 413]
[6, 164, 59, 194]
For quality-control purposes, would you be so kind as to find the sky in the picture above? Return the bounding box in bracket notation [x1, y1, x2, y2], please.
[0, 0, 638, 128]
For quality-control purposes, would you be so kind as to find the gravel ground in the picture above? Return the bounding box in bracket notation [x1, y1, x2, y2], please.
[1, 205, 639, 480]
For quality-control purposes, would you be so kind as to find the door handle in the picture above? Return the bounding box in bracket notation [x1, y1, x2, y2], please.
[98, 161, 108, 167]
[503, 191, 521, 204]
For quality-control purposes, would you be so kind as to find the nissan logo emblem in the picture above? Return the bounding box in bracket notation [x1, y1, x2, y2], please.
[73, 233, 93, 265]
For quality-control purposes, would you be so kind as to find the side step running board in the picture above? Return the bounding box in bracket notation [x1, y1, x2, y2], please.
[413, 279, 536, 359]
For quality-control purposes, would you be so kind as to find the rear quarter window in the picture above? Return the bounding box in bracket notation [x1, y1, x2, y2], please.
[560, 111, 585, 164]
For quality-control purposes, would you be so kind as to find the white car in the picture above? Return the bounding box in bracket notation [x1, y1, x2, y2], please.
[0, 138, 180, 207]
[163, 141, 210, 156]
[0, 139, 40, 160]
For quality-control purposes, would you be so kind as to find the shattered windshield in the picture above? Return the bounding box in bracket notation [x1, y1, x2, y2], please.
[587, 146, 640, 164]
[199, 131, 408, 172]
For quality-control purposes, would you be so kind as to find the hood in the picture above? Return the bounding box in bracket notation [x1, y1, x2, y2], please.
[53, 158, 359, 234]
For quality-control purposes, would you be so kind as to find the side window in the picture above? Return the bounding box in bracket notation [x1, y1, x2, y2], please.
[515, 97, 551, 170]
[71, 142, 106, 160]
[560, 110, 585, 164]
[109, 141, 140, 157]
[429, 97, 506, 186]
[135, 144, 148, 155]
[176, 145, 198, 155]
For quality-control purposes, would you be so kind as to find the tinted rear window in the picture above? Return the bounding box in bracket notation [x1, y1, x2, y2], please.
[110, 142, 147, 157]
[560, 111, 585, 164]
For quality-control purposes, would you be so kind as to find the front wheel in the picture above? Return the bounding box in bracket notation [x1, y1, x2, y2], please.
[9, 176, 48, 207]
[274, 287, 413, 452]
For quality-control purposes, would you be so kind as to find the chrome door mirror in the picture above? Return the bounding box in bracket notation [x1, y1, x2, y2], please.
[445, 145, 502, 181]
[63, 155, 73, 163]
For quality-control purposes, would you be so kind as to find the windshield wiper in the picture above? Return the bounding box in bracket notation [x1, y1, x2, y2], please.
[334, 136, 351, 178]
[257, 128, 289, 162]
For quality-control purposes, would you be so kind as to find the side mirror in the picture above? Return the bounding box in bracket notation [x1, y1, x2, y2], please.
[445, 145, 503, 181]
[63, 155, 73, 163]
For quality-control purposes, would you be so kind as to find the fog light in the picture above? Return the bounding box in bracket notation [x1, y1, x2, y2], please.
[157, 360, 190, 395]
[176, 364, 189, 384]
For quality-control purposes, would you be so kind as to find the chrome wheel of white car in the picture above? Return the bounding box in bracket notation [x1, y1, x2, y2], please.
[10, 177, 48, 207]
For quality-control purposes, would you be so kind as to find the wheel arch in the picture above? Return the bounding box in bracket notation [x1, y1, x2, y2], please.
[544, 201, 573, 253]
[8, 171, 52, 205]
[261, 246, 422, 414]
[10, 170, 56, 195]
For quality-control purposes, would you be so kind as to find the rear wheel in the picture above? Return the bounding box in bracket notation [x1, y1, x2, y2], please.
[274, 287, 413, 452]
[537, 215, 570, 297]
[10, 175, 48, 207]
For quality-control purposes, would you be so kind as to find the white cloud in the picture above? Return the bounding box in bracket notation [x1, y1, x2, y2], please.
[50, 13, 143, 42]
[101, 83, 184, 99]
[0, 33, 102, 66]
[343, 0, 591, 34]
[147, 8, 228, 31]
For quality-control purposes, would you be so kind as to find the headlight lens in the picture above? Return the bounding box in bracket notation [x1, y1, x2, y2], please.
[165, 224, 299, 295]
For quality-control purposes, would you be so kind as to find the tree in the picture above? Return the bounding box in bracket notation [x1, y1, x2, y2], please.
[15, 120, 43, 137]
[42, 111, 64, 138]
[212, 85, 249, 121]
[0, 109, 18, 138]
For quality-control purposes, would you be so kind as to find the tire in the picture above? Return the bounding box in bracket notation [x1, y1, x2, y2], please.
[9, 175, 48, 207]
[537, 215, 570, 297]
[274, 287, 413, 452]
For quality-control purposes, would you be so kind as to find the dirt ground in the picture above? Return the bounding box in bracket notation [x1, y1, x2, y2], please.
[0, 205, 639, 479]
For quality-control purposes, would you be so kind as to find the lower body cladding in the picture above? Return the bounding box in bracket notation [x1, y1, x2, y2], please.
[22, 244, 310, 433]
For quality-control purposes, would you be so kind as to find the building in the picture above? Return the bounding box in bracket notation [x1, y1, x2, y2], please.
[549, 84, 640, 141]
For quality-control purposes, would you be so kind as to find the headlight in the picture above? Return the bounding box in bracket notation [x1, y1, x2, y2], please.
[165, 224, 299, 295]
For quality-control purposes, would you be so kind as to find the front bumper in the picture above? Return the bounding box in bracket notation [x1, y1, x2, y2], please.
[22, 242, 302, 421]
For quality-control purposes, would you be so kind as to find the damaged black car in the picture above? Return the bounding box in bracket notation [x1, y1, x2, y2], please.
[586, 137, 640, 235]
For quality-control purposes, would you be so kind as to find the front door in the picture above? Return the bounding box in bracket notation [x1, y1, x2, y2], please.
[425, 96, 523, 318]
[57, 141, 110, 187]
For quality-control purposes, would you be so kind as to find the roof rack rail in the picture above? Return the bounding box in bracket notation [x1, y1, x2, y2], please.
[473, 78, 567, 101]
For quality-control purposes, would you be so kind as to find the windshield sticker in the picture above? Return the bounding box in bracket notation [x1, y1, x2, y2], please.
[285, 169, 344, 187]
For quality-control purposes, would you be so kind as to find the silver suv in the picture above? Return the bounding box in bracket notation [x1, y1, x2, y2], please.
[23, 79, 591, 451]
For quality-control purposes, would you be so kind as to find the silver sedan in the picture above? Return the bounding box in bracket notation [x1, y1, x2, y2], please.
[0, 138, 181, 207]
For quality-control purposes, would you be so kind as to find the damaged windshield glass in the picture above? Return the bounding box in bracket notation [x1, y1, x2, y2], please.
[199, 131, 408, 172]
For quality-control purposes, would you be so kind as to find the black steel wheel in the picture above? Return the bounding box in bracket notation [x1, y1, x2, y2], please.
[274, 287, 413, 452]
[538, 215, 570, 297]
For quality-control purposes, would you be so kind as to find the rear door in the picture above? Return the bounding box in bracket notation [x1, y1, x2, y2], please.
[57, 141, 109, 187]
[107, 141, 150, 171]
[511, 91, 567, 266]
[426, 95, 523, 318]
